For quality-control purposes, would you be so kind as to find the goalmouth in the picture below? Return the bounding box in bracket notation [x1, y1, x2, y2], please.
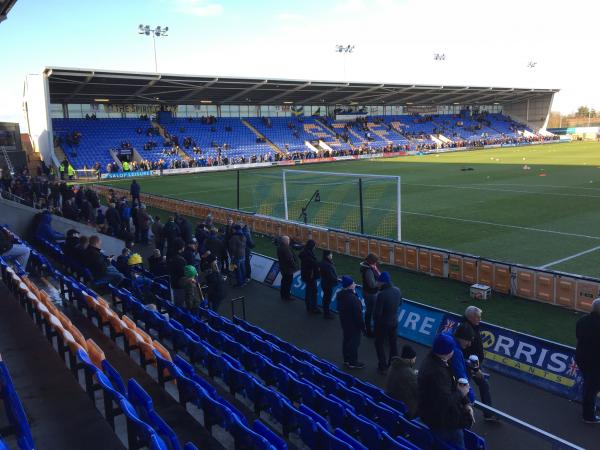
[281, 169, 401, 241]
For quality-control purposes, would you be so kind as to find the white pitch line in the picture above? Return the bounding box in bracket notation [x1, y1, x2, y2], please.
[405, 183, 600, 199]
[469, 183, 600, 192]
[539, 244, 600, 269]
[315, 201, 600, 240]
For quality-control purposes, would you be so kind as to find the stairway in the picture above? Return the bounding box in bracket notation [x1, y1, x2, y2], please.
[151, 121, 167, 139]
[1, 146, 15, 174]
[241, 119, 283, 154]
[53, 144, 67, 165]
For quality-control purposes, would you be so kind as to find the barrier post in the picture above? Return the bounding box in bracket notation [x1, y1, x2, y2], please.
[231, 296, 246, 320]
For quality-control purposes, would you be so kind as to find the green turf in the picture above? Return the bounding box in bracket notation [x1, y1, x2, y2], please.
[109, 141, 600, 277]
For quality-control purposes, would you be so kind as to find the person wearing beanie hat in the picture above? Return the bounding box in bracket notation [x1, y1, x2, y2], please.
[336, 275, 365, 369]
[319, 250, 338, 320]
[385, 344, 419, 418]
[447, 326, 476, 404]
[360, 253, 381, 337]
[128, 253, 143, 266]
[299, 239, 321, 314]
[373, 271, 403, 374]
[180, 264, 201, 311]
[418, 333, 473, 448]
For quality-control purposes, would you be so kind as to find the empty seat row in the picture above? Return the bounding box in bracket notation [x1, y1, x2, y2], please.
[0, 253, 196, 450]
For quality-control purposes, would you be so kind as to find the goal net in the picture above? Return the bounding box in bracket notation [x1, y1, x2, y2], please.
[247, 169, 401, 241]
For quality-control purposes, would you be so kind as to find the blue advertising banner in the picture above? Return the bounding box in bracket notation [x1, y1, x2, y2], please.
[397, 302, 445, 346]
[251, 253, 591, 404]
[103, 170, 152, 179]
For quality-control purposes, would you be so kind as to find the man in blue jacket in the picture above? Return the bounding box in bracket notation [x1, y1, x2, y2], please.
[447, 324, 476, 404]
[34, 211, 64, 243]
[130, 179, 140, 204]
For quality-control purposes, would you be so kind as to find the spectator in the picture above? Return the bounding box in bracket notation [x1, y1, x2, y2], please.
[34, 211, 64, 243]
[183, 239, 198, 266]
[0, 227, 30, 268]
[151, 216, 164, 252]
[148, 248, 167, 277]
[75, 235, 89, 265]
[418, 334, 473, 448]
[105, 203, 121, 237]
[385, 345, 419, 418]
[242, 223, 254, 281]
[448, 325, 476, 404]
[337, 276, 365, 369]
[204, 254, 226, 312]
[130, 179, 140, 204]
[115, 248, 132, 277]
[575, 298, 600, 423]
[162, 216, 181, 258]
[180, 265, 201, 311]
[373, 271, 402, 374]
[461, 306, 496, 421]
[136, 204, 152, 245]
[205, 228, 226, 271]
[319, 250, 337, 320]
[62, 229, 80, 260]
[83, 235, 124, 286]
[175, 214, 193, 244]
[360, 253, 380, 337]
[228, 224, 247, 287]
[167, 238, 186, 290]
[298, 239, 320, 314]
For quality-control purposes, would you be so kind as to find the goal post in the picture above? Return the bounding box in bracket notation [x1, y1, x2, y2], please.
[281, 169, 401, 241]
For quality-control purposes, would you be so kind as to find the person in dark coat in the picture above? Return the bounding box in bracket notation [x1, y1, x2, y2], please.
[418, 334, 473, 449]
[105, 203, 121, 237]
[204, 254, 226, 312]
[336, 276, 365, 369]
[130, 179, 140, 204]
[242, 223, 254, 281]
[385, 345, 419, 418]
[373, 271, 402, 373]
[460, 306, 496, 420]
[83, 235, 124, 286]
[205, 228, 227, 271]
[175, 214, 193, 244]
[299, 239, 320, 314]
[148, 249, 167, 277]
[152, 216, 164, 253]
[277, 236, 297, 301]
[319, 250, 338, 319]
[228, 224, 247, 287]
[167, 238, 187, 290]
[162, 216, 181, 258]
[575, 298, 600, 423]
[360, 253, 380, 337]
[61, 229, 80, 260]
[136, 204, 152, 245]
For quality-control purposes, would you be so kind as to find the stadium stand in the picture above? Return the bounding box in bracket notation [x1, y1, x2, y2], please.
[51, 111, 553, 171]
[1, 221, 488, 449]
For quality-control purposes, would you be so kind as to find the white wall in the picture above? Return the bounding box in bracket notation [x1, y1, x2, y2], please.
[23, 74, 56, 166]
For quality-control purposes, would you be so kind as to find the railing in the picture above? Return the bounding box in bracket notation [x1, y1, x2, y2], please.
[473, 402, 585, 450]
[0, 146, 15, 174]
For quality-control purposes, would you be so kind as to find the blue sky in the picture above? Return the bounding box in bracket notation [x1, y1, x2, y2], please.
[1, 0, 599, 126]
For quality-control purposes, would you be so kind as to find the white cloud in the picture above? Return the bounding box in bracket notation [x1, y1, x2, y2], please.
[175, 0, 223, 17]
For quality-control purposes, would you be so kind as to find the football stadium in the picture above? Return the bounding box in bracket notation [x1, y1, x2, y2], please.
[1, 1, 600, 450]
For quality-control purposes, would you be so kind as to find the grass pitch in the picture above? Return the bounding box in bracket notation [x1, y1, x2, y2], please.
[109, 141, 600, 278]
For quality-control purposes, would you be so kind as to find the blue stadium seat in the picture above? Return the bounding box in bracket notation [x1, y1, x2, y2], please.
[334, 428, 368, 450]
[128, 379, 182, 450]
[465, 429, 486, 450]
[0, 359, 35, 450]
[397, 415, 434, 450]
[102, 359, 128, 396]
[299, 403, 329, 428]
[119, 396, 162, 450]
[228, 413, 273, 450]
[253, 420, 288, 450]
[96, 371, 125, 429]
[382, 431, 420, 450]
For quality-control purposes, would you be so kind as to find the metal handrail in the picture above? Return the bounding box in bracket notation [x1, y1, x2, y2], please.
[473, 402, 585, 450]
